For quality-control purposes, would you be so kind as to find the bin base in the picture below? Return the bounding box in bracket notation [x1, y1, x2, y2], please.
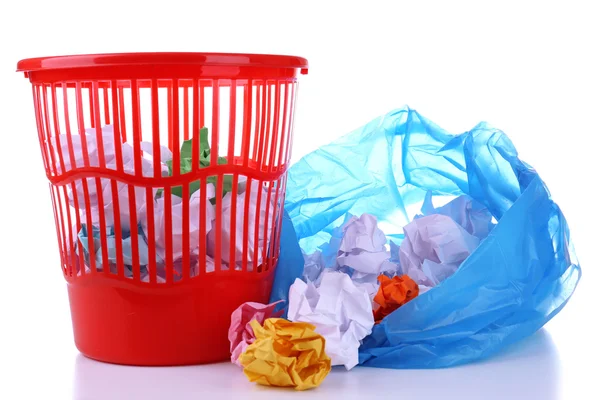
[67, 271, 275, 366]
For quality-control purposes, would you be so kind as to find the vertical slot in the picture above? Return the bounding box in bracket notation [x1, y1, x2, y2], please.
[198, 179, 207, 274]
[33, 86, 50, 174]
[203, 81, 213, 135]
[283, 82, 297, 165]
[275, 82, 289, 170]
[234, 83, 244, 160]
[252, 180, 264, 273]
[262, 179, 275, 271]
[118, 84, 129, 143]
[109, 180, 125, 278]
[85, 84, 94, 129]
[261, 82, 275, 169]
[80, 178, 97, 273]
[145, 186, 157, 283]
[267, 82, 281, 171]
[151, 79, 162, 179]
[163, 187, 174, 282]
[241, 81, 252, 167]
[94, 176, 109, 274]
[227, 80, 237, 163]
[213, 174, 223, 271]
[119, 85, 134, 142]
[138, 83, 153, 143]
[130, 80, 143, 177]
[228, 173, 239, 271]
[171, 80, 181, 177]
[200, 80, 206, 128]
[251, 82, 262, 162]
[109, 81, 124, 173]
[50, 84, 67, 174]
[210, 80, 219, 165]
[268, 178, 283, 269]
[182, 81, 190, 141]
[61, 185, 75, 277]
[218, 84, 231, 159]
[126, 184, 140, 280]
[41, 85, 59, 176]
[102, 84, 111, 125]
[181, 182, 190, 280]
[241, 176, 253, 272]
[255, 82, 268, 168]
[51, 185, 67, 275]
[74, 82, 92, 167]
[91, 82, 110, 274]
[61, 83, 77, 170]
[92, 81, 107, 168]
[71, 180, 86, 276]
[274, 175, 289, 260]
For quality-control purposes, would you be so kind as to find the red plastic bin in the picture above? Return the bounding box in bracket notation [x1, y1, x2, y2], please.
[16, 52, 308, 366]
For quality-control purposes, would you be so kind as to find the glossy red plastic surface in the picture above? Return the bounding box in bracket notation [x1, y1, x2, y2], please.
[68, 269, 276, 365]
[18, 52, 306, 365]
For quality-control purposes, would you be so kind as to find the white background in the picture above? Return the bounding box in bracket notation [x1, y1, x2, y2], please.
[0, 1, 598, 399]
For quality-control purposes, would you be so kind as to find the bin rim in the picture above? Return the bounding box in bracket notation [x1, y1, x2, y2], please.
[17, 52, 309, 73]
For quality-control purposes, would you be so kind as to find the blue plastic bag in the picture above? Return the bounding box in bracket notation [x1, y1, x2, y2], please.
[273, 106, 581, 369]
[268, 210, 304, 314]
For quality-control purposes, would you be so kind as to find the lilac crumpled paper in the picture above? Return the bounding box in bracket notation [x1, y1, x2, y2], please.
[397, 193, 495, 291]
[336, 214, 396, 284]
[399, 214, 480, 289]
[337, 214, 393, 275]
[419, 193, 494, 240]
[288, 271, 374, 370]
[301, 213, 397, 301]
[228, 300, 284, 366]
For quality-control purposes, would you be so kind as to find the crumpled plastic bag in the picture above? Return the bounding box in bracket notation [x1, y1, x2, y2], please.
[302, 250, 325, 282]
[273, 106, 581, 368]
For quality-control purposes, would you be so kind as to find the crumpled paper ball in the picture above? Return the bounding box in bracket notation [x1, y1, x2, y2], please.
[228, 301, 283, 366]
[287, 271, 375, 370]
[336, 213, 395, 279]
[419, 192, 494, 240]
[373, 275, 419, 323]
[240, 318, 332, 391]
[399, 213, 480, 289]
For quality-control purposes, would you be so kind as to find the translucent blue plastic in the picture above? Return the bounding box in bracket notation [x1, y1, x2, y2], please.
[273, 106, 581, 369]
[269, 210, 304, 314]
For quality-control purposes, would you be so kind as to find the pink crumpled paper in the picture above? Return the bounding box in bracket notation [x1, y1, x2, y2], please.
[228, 301, 284, 366]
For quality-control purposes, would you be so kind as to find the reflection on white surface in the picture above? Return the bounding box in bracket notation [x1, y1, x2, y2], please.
[72, 329, 559, 400]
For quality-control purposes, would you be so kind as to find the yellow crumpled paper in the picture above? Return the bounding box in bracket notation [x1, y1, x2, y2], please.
[239, 318, 332, 391]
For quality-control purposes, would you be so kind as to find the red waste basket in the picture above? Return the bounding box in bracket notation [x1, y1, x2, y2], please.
[16, 52, 308, 366]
